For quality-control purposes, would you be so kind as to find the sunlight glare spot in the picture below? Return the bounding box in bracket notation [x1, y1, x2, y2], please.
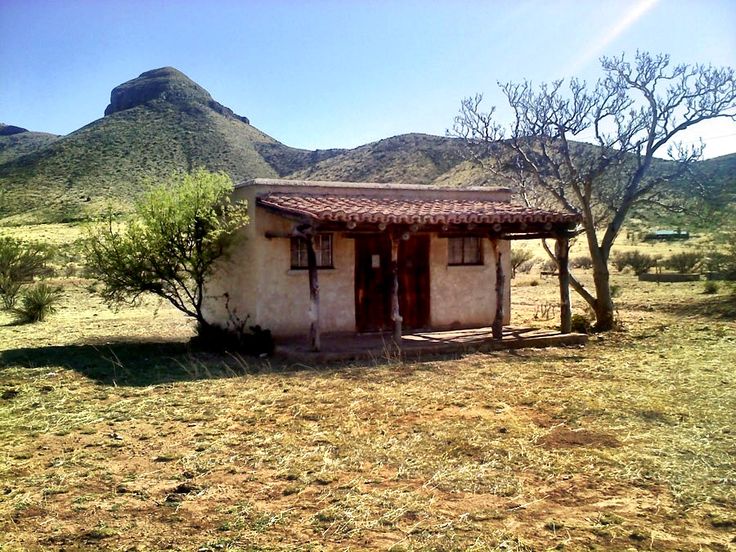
[566, 0, 661, 76]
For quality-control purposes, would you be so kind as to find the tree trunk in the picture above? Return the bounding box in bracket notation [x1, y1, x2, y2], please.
[590, 252, 615, 331]
[306, 235, 320, 351]
[389, 233, 402, 347]
[492, 242, 505, 339]
[556, 237, 572, 333]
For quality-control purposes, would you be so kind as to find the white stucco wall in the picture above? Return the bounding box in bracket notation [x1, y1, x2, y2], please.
[429, 235, 511, 329]
[251, 210, 356, 336]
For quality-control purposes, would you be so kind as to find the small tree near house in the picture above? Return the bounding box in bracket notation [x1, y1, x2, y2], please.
[451, 51, 736, 330]
[84, 168, 249, 336]
[510, 245, 535, 278]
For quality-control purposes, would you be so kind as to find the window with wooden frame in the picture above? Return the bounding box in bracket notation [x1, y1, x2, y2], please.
[448, 236, 483, 266]
[290, 233, 334, 269]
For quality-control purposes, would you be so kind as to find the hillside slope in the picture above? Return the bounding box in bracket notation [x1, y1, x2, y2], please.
[286, 133, 469, 184]
[0, 68, 287, 223]
[0, 124, 60, 165]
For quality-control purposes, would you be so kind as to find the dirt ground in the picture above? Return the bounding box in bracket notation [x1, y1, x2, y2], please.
[1, 226, 735, 551]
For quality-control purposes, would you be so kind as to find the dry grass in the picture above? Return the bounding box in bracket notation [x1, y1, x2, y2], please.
[1, 225, 735, 551]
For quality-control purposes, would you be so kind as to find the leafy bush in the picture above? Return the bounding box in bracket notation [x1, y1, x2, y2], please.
[13, 283, 62, 323]
[664, 252, 702, 273]
[570, 256, 593, 269]
[612, 251, 657, 275]
[610, 284, 622, 298]
[83, 169, 249, 335]
[0, 237, 52, 309]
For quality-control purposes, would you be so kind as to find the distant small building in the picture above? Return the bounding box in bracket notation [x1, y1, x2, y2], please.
[643, 229, 689, 241]
[204, 179, 580, 351]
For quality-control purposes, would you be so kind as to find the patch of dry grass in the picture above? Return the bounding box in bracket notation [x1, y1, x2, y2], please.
[1, 225, 735, 550]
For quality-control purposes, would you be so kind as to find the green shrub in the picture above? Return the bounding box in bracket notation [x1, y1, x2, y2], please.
[612, 251, 657, 275]
[13, 283, 62, 323]
[0, 237, 52, 309]
[610, 284, 622, 298]
[570, 313, 592, 334]
[703, 281, 719, 295]
[664, 252, 702, 273]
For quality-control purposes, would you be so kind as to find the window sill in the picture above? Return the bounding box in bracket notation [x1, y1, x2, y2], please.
[288, 267, 336, 274]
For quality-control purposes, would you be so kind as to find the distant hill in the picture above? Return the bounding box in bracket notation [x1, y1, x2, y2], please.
[286, 133, 470, 184]
[0, 68, 289, 223]
[0, 67, 734, 226]
[0, 124, 60, 165]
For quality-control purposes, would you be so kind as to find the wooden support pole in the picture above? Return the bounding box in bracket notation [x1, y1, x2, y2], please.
[556, 236, 572, 333]
[389, 233, 403, 346]
[492, 241, 505, 340]
[306, 234, 320, 351]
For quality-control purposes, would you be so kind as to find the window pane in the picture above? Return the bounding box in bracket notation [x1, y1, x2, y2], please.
[448, 237, 463, 264]
[319, 235, 333, 267]
[291, 234, 333, 268]
[464, 237, 481, 264]
[291, 238, 302, 267]
[448, 236, 482, 265]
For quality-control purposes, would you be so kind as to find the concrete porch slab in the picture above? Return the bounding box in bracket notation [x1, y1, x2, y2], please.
[274, 326, 588, 364]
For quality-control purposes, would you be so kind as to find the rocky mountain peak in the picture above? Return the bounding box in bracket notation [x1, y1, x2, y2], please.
[103, 67, 249, 124]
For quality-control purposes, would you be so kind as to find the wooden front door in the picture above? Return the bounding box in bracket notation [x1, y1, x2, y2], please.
[399, 235, 430, 330]
[354, 234, 430, 332]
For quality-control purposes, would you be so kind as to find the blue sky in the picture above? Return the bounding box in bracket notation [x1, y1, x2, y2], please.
[1, 0, 735, 157]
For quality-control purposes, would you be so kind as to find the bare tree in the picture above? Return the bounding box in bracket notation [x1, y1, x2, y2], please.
[451, 52, 736, 330]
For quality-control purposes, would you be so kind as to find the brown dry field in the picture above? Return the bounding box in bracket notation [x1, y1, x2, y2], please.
[1, 225, 735, 551]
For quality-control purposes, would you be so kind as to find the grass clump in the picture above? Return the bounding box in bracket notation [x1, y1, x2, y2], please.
[12, 283, 61, 323]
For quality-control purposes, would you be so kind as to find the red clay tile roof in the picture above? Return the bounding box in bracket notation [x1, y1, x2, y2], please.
[257, 193, 580, 226]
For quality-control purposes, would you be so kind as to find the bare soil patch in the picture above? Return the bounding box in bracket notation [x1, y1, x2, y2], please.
[538, 427, 621, 449]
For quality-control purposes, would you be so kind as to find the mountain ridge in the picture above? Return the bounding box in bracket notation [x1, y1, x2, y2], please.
[1, 67, 734, 225]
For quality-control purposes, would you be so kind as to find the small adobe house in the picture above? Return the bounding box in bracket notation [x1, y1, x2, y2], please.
[204, 179, 580, 351]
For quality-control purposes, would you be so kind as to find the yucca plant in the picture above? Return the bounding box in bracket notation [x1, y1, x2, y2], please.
[13, 283, 62, 323]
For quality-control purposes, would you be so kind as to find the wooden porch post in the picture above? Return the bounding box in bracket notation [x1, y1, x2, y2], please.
[389, 232, 403, 346]
[556, 236, 572, 333]
[492, 240, 505, 340]
[305, 234, 320, 351]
